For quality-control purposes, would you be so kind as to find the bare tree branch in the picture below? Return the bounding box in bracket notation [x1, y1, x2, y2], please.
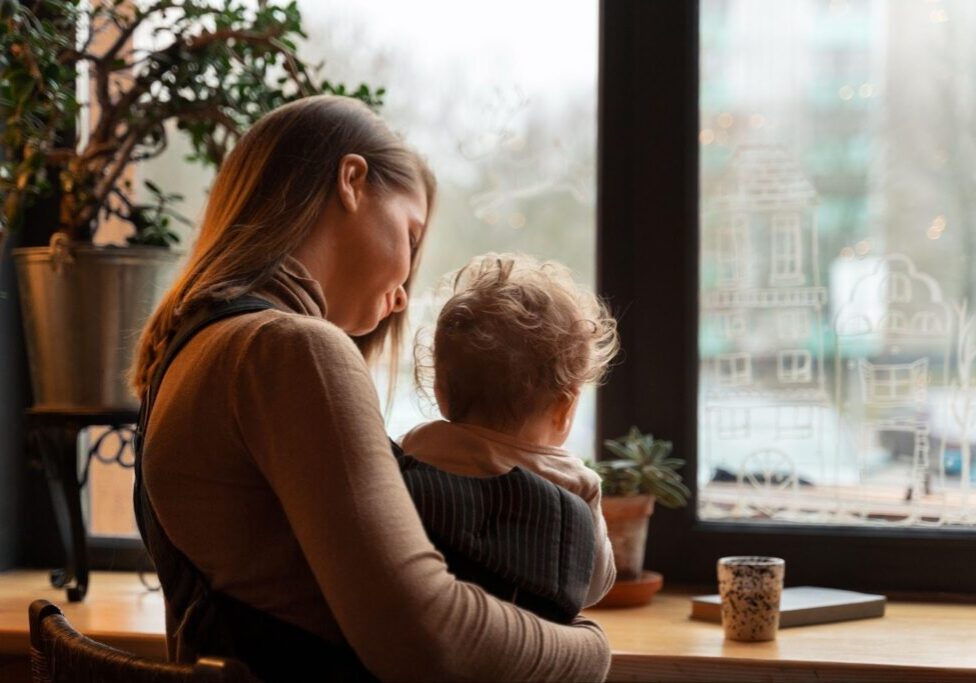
[86, 129, 140, 224]
[98, 6, 150, 65]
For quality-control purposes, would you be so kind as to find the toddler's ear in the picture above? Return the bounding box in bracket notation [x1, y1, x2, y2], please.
[551, 390, 581, 438]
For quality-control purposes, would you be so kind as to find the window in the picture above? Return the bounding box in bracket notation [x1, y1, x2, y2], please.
[777, 349, 812, 384]
[885, 272, 912, 304]
[879, 310, 908, 334]
[600, 0, 974, 593]
[88, 1, 598, 548]
[858, 359, 927, 406]
[770, 214, 802, 284]
[912, 311, 944, 335]
[717, 215, 748, 287]
[696, 0, 973, 532]
[716, 353, 752, 388]
[719, 311, 746, 338]
[715, 407, 750, 439]
[775, 405, 814, 440]
[295, 2, 598, 457]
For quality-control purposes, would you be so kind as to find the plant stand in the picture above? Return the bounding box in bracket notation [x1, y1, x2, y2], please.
[25, 408, 139, 603]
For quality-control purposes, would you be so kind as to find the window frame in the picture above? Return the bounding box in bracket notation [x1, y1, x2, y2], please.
[597, 0, 975, 595]
[717, 213, 748, 288]
[770, 213, 803, 285]
[777, 349, 812, 384]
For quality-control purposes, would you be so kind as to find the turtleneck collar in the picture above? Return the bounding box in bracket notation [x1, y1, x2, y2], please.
[257, 255, 329, 319]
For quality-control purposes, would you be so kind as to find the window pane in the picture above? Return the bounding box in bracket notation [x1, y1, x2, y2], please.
[296, 2, 598, 458]
[699, 0, 976, 528]
[90, 2, 597, 537]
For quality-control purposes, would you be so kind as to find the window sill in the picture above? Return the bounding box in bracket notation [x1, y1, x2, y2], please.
[584, 587, 976, 683]
[0, 570, 165, 660]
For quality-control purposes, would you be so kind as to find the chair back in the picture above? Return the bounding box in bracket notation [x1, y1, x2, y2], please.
[28, 600, 259, 683]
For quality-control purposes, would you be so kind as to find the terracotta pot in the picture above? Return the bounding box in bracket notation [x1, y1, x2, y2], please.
[601, 494, 655, 581]
[593, 570, 663, 608]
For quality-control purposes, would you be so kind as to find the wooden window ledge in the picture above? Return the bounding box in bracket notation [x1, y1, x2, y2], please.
[2, 571, 974, 683]
[584, 589, 976, 682]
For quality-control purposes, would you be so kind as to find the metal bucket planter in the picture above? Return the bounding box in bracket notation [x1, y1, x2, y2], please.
[13, 235, 180, 411]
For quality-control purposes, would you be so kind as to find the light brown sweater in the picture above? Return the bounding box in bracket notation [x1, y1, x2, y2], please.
[142, 258, 611, 683]
[400, 420, 616, 607]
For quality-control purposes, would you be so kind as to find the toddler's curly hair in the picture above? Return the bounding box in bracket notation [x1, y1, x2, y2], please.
[417, 253, 619, 429]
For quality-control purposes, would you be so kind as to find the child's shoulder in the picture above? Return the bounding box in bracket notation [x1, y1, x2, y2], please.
[537, 450, 601, 503]
[397, 419, 444, 449]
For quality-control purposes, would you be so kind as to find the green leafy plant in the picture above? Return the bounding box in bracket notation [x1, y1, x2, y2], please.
[0, 0, 383, 244]
[589, 426, 691, 508]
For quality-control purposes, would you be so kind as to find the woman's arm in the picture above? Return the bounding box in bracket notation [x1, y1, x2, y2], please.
[233, 315, 611, 682]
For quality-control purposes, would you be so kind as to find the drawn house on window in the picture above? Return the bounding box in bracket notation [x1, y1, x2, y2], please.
[700, 146, 829, 518]
[833, 255, 952, 519]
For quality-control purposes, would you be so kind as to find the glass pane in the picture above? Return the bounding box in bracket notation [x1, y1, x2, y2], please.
[699, 0, 976, 528]
[91, 1, 597, 537]
[295, 3, 599, 456]
[84, 427, 139, 539]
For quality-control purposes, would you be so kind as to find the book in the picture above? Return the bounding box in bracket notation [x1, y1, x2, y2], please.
[690, 586, 886, 628]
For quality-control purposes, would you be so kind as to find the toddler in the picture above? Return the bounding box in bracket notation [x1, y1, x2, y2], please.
[401, 252, 619, 610]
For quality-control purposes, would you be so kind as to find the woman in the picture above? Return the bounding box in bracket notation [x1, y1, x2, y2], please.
[131, 96, 611, 682]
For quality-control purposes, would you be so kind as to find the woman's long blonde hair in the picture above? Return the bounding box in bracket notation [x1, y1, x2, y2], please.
[130, 95, 435, 399]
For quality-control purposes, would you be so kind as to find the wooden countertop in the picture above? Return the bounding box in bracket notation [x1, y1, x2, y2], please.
[584, 591, 976, 682]
[0, 570, 165, 659]
[2, 570, 974, 682]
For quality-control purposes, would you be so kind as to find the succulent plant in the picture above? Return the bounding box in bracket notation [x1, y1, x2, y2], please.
[589, 426, 691, 508]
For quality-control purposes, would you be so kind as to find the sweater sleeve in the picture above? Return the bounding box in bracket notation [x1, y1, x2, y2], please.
[232, 316, 611, 683]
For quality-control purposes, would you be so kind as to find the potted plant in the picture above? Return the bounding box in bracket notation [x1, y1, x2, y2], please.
[590, 426, 690, 602]
[1, 0, 381, 411]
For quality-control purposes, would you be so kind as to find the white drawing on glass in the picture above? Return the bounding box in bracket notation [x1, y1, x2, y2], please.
[775, 405, 814, 440]
[701, 147, 973, 527]
[716, 353, 752, 388]
[700, 145, 829, 522]
[833, 254, 951, 523]
[770, 214, 803, 285]
[716, 407, 750, 440]
[737, 448, 799, 518]
[457, 87, 593, 226]
[719, 311, 747, 338]
[885, 272, 912, 304]
[948, 302, 976, 525]
[858, 360, 928, 405]
[777, 309, 810, 341]
[878, 310, 909, 334]
[912, 311, 945, 335]
[717, 214, 749, 289]
[778, 349, 813, 384]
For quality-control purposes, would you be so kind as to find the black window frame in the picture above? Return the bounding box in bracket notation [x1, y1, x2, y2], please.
[596, 0, 976, 596]
[67, 0, 976, 591]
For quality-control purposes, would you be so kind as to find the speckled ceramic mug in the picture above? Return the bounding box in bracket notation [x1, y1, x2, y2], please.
[717, 556, 785, 642]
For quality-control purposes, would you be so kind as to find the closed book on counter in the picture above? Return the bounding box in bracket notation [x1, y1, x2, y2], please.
[690, 586, 886, 628]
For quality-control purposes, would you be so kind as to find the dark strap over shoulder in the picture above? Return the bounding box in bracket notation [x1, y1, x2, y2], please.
[134, 296, 376, 683]
[135, 296, 276, 551]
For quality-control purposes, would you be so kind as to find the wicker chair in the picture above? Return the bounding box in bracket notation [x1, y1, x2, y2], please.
[28, 600, 260, 682]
